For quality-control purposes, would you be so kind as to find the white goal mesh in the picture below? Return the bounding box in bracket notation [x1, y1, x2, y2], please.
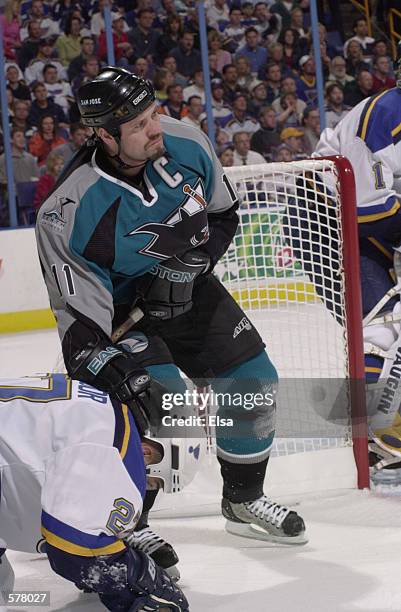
[213, 160, 364, 464]
[219, 160, 348, 377]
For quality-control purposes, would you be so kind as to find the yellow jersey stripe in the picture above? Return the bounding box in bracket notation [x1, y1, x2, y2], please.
[367, 237, 393, 261]
[365, 367, 382, 373]
[391, 122, 401, 138]
[359, 90, 389, 141]
[120, 403, 131, 460]
[41, 527, 125, 556]
[358, 200, 400, 223]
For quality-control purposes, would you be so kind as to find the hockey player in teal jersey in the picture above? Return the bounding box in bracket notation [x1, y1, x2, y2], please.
[314, 53, 401, 479]
[35, 67, 306, 574]
[0, 375, 188, 612]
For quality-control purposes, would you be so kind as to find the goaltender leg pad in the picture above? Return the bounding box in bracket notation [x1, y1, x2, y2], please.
[364, 299, 401, 461]
[361, 247, 401, 465]
[365, 353, 384, 383]
[359, 239, 396, 317]
[365, 301, 401, 431]
[373, 412, 401, 457]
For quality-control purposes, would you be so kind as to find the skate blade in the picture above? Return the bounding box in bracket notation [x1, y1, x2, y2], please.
[225, 520, 308, 545]
[165, 564, 180, 582]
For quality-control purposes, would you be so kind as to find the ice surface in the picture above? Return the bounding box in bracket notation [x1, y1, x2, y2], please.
[0, 329, 62, 377]
[7, 490, 401, 611]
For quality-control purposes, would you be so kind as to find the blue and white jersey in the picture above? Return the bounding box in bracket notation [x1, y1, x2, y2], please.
[315, 87, 401, 223]
[0, 375, 145, 556]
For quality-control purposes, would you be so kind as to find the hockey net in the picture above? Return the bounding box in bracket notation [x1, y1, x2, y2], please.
[154, 156, 369, 518]
[221, 157, 367, 471]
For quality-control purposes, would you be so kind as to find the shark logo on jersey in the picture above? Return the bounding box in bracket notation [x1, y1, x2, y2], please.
[127, 179, 209, 259]
[41, 196, 75, 232]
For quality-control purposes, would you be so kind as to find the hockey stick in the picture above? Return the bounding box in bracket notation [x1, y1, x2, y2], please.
[111, 306, 145, 342]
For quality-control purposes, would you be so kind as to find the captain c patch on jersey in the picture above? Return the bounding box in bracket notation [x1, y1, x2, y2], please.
[127, 178, 209, 259]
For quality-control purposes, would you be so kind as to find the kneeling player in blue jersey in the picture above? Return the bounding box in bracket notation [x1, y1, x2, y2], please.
[35, 67, 307, 577]
[0, 375, 188, 612]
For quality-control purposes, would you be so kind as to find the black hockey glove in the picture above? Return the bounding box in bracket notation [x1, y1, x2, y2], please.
[99, 548, 189, 612]
[107, 362, 167, 437]
[136, 249, 210, 321]
[64, 323, 166, 436]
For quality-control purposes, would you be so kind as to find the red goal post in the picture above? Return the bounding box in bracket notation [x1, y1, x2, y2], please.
[329, 156, 369, 489]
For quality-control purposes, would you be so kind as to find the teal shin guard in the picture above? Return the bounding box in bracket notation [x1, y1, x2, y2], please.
[212, 351, 278, 502]
[212, 350, 278, 463]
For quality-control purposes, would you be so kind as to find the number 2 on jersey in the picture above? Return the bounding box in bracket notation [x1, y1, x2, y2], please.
[107, 497, 137, 535]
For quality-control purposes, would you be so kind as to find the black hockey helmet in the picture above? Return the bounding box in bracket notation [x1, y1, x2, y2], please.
[77, 66, 156, 138]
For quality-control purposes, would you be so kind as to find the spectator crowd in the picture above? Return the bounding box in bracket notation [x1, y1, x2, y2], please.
[0, 0, 399, 226]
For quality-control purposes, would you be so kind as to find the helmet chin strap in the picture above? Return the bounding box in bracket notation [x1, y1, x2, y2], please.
[110, 147, 145, 170]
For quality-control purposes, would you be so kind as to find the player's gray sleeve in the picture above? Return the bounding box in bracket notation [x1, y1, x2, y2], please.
[35, 165, 115, 342]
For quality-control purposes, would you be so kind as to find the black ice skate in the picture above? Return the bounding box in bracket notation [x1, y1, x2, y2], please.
[124, 525, 180, 581]
[222, 495, 307, 545]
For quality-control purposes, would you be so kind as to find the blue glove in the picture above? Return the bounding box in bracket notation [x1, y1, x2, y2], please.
[99, 548, 189, 611]
[127, 550, 189, 612]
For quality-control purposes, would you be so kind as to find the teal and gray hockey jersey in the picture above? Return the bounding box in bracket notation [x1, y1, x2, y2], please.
[35, 115, 239, 359]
